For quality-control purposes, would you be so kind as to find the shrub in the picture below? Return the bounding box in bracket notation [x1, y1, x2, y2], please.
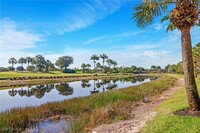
[62, 69, 76, 73]
[27, 65, 35, 71]
[16, 66, 24, 71]
[0, 67, 10, 72]
[8, 66, 15, 71]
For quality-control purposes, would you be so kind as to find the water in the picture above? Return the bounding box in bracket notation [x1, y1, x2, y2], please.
[0, 76, 153, 112]
[24, 119, 71, 133]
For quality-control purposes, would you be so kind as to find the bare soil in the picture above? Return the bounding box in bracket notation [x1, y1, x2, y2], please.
[92, 78, 184, 133]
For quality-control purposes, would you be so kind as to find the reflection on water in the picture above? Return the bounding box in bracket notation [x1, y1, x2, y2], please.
[25, 119, 71, 133]
[0, 76, 155, 112]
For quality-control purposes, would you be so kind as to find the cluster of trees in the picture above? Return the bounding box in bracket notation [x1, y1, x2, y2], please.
[81, 53, 118, 73]
[6, 55, 74, 73]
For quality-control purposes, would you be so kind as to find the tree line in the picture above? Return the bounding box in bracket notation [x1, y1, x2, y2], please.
[5, 55, 74, 73]
[1, 43, 199, 76]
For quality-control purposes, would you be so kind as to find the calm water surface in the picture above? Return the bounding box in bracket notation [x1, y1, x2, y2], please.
[0, 76, 153, 112]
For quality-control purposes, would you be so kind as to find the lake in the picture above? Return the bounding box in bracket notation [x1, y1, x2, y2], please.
[0, 76, 153, 112]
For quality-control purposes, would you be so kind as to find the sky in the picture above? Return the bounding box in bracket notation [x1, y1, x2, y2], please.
[0, 0, 199, 69]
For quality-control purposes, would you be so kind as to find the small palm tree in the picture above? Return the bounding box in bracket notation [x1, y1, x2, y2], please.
[81, 63, 87, 73]
[26, 57, 32, 66]
[90, 54, 99, 70]
[106, 59, 113, 68]
[112, 61, 118, 68]
[8, 58, 17, 69]
[133, 0, 200, 111]
[100, 53, 108, 66]
[18, 57, 26, 67]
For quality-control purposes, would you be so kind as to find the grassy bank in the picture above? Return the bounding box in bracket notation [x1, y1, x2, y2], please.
[0, 71, 102, 79]
[0, 74, 137, 88]
[0, 75, 176, 133]
[142, 78, 200, 133]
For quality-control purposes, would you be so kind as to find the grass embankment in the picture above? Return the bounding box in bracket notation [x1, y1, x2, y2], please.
[0, 75, 176, 133]
[0, 71, 102, 79]
[142, 78, 200, 133]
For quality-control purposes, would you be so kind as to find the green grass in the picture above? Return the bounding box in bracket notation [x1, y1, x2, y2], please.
[0, 71, 99, 79]
[0, 75, 176, 133]
[142, 78, 200, 133]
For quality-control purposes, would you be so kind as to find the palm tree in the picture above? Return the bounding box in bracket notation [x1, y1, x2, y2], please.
[8, 58, 17, 68]
[18, 57, 26, 67]
[133, 0, 200, 111]
[106, 59, 113, 68]
[26, 57, 32, 66]
[81, 63, 87, 73]
[90, 54, 99, 70]
[112, 61, 118, 68]
[100, 53, 108, 66]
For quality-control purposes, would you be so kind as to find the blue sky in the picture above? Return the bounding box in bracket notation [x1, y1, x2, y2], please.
[0, 0, 199, 68]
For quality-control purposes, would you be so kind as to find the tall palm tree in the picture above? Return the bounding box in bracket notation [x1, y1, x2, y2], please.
[133, 0, 200, 111]
[100, 53, 108, 66]
[18, 57, 26, 67]
[26, 57, 32, 66]
[8, 58, 17, 68]
[90, 54, 99, 70]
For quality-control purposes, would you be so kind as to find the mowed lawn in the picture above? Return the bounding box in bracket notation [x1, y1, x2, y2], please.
[142, 78, 200, 133]
[0, 71, 101, 79]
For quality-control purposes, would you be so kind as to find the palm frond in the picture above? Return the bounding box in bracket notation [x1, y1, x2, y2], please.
[161, 14, 170, 23]
[133, 1, 168, 28]
[166, 23, 176, 32]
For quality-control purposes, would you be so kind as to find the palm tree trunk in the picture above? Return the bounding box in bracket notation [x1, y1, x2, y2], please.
[181, 28, 200, 111]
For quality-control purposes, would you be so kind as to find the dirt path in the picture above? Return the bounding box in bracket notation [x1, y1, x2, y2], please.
[92, 78, 184, 133]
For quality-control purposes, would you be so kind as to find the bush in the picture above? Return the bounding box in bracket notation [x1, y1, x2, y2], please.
[0, 67, 10, 72]
[62, 69, 76, 73]
[8, 66, 15, 71]
[27, 65, 35, 71]
[16, 66, 24, 71]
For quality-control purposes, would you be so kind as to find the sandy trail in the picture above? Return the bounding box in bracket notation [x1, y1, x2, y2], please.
[93, 78, 184, 133]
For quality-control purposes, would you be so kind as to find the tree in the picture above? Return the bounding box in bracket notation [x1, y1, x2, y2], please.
[45, 60, 52, 72]
[106, 59, 113, 68]
[8, 58, 17, 69]
[34, 55, 46, 72]
[90, 54, 99, 70]
[25, 57, 32, 66]
[150, 65, 156, 73]
[55, 56, 73, 70]
[112, 61, 118, 68]
[133, 0, 200, 111]
[100, 53, 108, 66]
[81, 63, 87, 73]
[18, 57, 26, 67]
[165, 64, 172, 73]
[193, 43, 200, 77]
[96, 62, 101, 70]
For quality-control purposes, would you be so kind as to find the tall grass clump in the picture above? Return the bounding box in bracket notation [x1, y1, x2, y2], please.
[0, 75, 176, 132]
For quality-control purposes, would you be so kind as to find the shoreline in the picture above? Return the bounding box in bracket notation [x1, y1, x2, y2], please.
[0, 74, 150, 88]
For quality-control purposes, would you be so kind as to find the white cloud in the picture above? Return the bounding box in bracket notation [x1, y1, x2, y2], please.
[40, 0, 130, 34]
[82, 30, 143, 45]
[0, 18, 44, 50]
